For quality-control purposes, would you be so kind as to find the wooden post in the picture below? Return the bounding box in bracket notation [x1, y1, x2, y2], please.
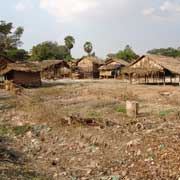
[163, 73, 166, 86]
[170, 75, 172, 84]
[126, 101, 139, 118]
[179, 75, 180, 86]
[129, 74, 132, 84]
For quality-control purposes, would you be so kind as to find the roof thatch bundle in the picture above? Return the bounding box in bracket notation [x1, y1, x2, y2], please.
[105, 58, 129, 66]
[99, 58, 129, 71]
[124, 55, 180, 75]
[0, 62, 41, 75]
[37, 60, 69, 70]
[76, 56, 104, 66]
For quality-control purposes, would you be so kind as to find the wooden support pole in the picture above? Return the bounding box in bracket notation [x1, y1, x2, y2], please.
[163, 73, 166, 86]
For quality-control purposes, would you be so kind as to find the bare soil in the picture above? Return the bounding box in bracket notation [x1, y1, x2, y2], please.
[0, 79, 180, 180]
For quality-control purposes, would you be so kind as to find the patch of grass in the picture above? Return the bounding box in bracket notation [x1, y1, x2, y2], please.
[116, 105, 126, 113]
[0, 125, 11, 136]
[88, 111, 101, 118]
[0, 169, 49, 180]
[158, 109, 173, 117]
[35, 87, 64, 97]
[13, 125, 32, 136]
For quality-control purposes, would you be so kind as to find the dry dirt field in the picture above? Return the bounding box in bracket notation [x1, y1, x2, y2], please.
[0, 79, 180, 180]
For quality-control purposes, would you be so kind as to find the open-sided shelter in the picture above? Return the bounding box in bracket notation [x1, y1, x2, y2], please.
[99, 58, 129, 78]
[123, 55, 180, 85]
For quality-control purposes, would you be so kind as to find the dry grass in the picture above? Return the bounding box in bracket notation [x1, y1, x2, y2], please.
[1, 79, 180, 179]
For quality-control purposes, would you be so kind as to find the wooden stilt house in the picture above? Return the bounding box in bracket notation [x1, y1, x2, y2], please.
[99, 58, 129, 79]
[123, 55, 180, 85]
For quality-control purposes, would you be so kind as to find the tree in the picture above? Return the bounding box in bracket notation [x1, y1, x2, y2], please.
[30, 41, 70, 61]
[64, 35, 75, 55]
[6, 49, 29, 61]
[108, 45, 139, 62]
[147, 47, 180, 58]
[84, 41, 93, 56]
[0, 21, 24, 52]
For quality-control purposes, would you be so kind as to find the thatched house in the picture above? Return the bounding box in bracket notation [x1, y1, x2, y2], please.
[99, 58, 129, 78]
[39, 60, 71, 79]
[0, 62, 41, 87]
[0, 55, 14, 82]
[76, 56, 104, 79]
[124, 55, 180, 85]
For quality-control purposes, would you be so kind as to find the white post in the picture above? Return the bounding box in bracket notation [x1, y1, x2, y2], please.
[126, 101, 139, 118]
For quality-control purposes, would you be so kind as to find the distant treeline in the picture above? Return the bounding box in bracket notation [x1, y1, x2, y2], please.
[147, 48, 180, 58]
[1, 20, 180, 62]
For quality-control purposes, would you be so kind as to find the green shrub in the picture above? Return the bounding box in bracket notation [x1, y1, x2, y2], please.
[13, 125, 32, 136]
[116, 105, 126, 113]
[159, 109, 173, 117]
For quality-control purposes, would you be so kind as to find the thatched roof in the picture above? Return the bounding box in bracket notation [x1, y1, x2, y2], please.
[76, 56, 105, 66]
[0, 62, 41, 75]
[124, 55, 180, 75]
[99, 58, 129, 71]
[105, 58, 129, 66]
[37, 60, 69, 70]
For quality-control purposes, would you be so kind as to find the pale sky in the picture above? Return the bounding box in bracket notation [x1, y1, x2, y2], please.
[1, 0, 180, 58]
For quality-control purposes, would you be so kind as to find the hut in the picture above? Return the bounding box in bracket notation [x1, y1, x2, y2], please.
[0, 62, 42, 87]
[99, 58, 129, 79]
[0, 55, 14, 82]
[124, 55, 180, 85]
[76, 56, 104, 79]
[39, 60, 71, 79]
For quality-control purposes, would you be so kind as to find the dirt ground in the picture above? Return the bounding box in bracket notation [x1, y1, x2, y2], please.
[0, 79, 180, 180]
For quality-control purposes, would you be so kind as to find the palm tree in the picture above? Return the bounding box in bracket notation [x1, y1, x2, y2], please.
[64, 35, 75, 54]
[84, 41, 93, 56]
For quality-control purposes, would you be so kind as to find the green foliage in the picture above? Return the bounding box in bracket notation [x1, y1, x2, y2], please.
[13, 125, 32, 136]
[0, 21, 24, 52]
[107, 45, 139, 62]
[0, 125, 11, 136]
[0, 20, 27, 61]
[158, 109, 173, 117]
[30, 41, 71, 61]
[147, 47, 180, 58]
[64, 35, 75, 52]
[84, 41, 93, 56]
[116, 105, 126, 113]
[6, 49, 29, 61]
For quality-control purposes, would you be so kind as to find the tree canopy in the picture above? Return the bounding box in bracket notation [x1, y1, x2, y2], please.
[64, 35, 75, 52]
[29, 41, 71, 61]
[0, 21, 24, 52]
[147, 47, 180, 58]
[0, 21, 28, 61]
[6, 49, 29, 61]
[84, 41, 93, 56]
[107, 45, 139, 62]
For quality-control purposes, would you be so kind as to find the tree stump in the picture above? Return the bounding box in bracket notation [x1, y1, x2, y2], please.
[126, 101, 139, 118]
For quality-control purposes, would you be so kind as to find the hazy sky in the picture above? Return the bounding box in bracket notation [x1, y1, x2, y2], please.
[1, 0, 180, 58]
